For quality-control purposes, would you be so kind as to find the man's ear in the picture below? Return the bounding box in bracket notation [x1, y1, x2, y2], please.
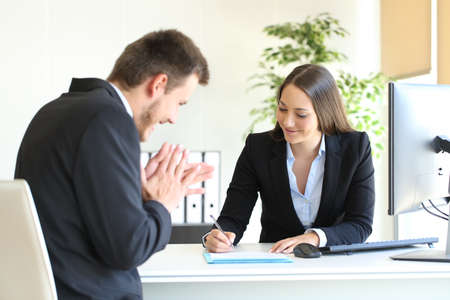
[146, 74, 168, 99]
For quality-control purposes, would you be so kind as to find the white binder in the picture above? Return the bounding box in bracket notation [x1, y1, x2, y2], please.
[204, 151, 220, 218]
[140, 152, 151, 168]
[186, 152, 203, 223]
[141, 150, 221, 224]
[171, 196, 185, 224]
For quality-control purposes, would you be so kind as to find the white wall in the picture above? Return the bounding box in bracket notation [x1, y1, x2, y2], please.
[0, 0, 392, 242]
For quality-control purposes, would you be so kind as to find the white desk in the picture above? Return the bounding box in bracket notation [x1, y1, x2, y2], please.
[138, 243, 450, 300]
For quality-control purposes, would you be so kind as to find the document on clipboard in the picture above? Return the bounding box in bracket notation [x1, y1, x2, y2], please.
[203, 251, 293, 264]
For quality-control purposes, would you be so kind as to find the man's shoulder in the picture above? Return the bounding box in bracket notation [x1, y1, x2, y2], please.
[28, 80, 134, 149]
[44, 79, 128, 124]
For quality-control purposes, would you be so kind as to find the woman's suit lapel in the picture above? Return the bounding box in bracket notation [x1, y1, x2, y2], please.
[314, 134, 342, 226]
[270, 141, 305, 232]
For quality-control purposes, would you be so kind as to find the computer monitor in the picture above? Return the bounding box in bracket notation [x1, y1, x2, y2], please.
[388, 82, 450, 262]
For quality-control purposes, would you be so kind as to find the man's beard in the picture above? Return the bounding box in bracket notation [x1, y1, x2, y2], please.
[136, 105, 155, 141]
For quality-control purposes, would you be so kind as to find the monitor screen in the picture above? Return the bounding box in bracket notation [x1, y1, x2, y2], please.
[388, 82, 450, 216]
[388, 82, 450, 262]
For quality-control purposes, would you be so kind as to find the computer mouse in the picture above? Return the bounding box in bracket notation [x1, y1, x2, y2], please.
[293, 243, 321, 258]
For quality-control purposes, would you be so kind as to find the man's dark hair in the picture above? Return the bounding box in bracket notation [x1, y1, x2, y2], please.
[108, 29, 209, 91]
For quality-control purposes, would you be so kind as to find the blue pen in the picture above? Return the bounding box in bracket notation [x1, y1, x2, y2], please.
[209, 214, 234, 248]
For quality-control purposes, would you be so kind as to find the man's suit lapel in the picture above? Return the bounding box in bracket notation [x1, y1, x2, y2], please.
[270, 141, 305, 231]
[314, 134, 342, 226]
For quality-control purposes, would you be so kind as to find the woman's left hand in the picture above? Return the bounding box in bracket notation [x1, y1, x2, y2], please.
[269, 231, 320, 254]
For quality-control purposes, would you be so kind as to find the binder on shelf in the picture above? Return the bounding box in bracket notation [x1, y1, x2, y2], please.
[204, 151, 220, 218]
[141, 150, 221, 225]
[140, 152, 151, 168]
[171, 197, 185, 224]
[186, 152, 203, 223]
[186, 194, 202, 223]
[188, 151, 203, 165]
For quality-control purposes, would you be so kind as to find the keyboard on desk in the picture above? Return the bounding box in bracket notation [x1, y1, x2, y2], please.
[319, 237, 439, 254]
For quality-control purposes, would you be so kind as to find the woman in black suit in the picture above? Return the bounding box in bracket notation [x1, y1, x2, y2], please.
[204, 64, 375, 253]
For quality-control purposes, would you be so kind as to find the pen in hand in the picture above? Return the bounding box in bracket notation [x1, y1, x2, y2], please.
[209, 214, 234, 248]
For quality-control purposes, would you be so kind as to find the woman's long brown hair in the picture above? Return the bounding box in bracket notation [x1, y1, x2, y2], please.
[271, 64, 353, 141]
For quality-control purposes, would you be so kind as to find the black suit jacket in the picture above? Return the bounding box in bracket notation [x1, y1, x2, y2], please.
[15, 78, 172, 299]
[218, 131, 375, 246]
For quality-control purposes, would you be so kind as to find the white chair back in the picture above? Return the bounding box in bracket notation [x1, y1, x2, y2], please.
[0, 180, 58, 300]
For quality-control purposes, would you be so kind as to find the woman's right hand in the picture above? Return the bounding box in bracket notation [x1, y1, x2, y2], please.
[204, 229, 236, 253]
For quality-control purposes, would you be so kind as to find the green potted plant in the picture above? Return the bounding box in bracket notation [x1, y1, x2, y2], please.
[247, 12, 387, 158]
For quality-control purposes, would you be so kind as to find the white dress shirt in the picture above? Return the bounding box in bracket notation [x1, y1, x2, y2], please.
[109, 82, 133, 118]
[286, 134, 327, 247]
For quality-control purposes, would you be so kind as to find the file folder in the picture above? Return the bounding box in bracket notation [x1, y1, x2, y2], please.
[140, 152, 151, 167]
[142, 150, 221, 225]
[186, 194, 202, 223]
[203, 251, 293, 264]
[186, 152, 203, 223]
[204, 151, 220, 218]
[171, 197, 185, 224]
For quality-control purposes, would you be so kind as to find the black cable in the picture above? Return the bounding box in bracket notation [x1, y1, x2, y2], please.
[421, 203, 449, 221]
[431, 136, 450, 153]
[428, 199, 449, 217]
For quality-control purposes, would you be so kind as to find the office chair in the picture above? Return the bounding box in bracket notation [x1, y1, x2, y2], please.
[0, 180, 58, 300]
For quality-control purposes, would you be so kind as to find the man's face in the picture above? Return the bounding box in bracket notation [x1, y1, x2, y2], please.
[136, 74, 199, 141]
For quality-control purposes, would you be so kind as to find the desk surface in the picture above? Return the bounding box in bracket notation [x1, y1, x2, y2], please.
[138, 243, 450, 283]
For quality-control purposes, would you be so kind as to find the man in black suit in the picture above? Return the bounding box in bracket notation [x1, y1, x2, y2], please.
[15, 29, 212, 299]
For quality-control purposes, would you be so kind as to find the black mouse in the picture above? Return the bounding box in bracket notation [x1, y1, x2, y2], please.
[293, 243, 321, 258]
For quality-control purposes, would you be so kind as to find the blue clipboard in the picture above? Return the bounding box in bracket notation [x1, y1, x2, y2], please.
[203, 251, 293, 264]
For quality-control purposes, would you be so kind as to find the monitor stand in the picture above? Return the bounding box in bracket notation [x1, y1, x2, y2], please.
[391, 203, 450, 262]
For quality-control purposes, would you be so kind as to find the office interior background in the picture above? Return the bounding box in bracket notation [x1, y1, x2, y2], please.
[0, 0, 448, 246]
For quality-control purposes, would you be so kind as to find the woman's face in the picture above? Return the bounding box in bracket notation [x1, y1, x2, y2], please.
[276, 84, 321, 144]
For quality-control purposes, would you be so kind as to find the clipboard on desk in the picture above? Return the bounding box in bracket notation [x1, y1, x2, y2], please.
[203, 251, 293, 264]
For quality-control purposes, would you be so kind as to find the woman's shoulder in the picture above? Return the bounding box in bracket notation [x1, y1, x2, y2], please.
[243, 131, 284, 158]
[330, 130, 371, 154]
[246, 130, 279, 146]
[336, 130, 369, 142]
